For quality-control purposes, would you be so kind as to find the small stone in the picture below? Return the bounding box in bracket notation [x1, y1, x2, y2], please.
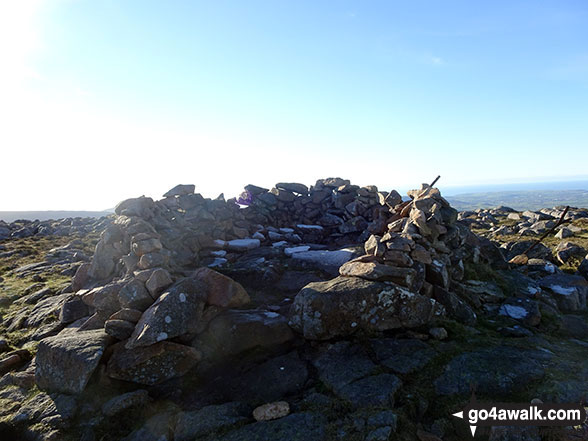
[145, 268, 173, 298]
[429, 327, 448, 340]
[252, 401, 290, 421]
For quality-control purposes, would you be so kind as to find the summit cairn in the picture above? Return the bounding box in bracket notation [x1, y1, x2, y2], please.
[289, 181, 490, 339]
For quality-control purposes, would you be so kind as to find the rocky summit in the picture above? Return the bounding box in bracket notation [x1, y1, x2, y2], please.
[1, 179, 588, 440]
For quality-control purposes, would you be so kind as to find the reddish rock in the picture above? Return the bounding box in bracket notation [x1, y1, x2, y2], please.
[192, 267, 250, 308]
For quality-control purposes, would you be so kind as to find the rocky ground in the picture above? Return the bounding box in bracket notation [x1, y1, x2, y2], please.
[0, 180, 587, 441]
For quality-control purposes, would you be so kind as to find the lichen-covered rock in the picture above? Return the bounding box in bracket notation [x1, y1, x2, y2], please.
[106, 341, 201, 385]
[253, 401, 290, 421]
[125, 278, 207, 349]
[118, 279, 154, 311]
[35, 330, 113, 394]
[288, 276, 445, 340]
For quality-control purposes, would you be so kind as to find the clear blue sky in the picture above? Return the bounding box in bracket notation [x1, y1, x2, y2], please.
[1, 0, 587, 210]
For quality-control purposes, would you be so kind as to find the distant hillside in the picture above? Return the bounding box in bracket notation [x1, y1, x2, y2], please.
[447, 189, 588, 211]
[0, 210, 113, 223]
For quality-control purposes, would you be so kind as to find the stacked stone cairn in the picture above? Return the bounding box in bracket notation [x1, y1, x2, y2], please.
[239, 178, 390, 242]
[289, 183, 493, 340]
[33, 180, 499, 396]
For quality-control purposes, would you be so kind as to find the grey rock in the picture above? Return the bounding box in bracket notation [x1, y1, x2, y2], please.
[88, 241, 119, 280]
[434, 346, 550, 396]
[290, 249, 357, 276]
[488, 425, 541, 441]
[227, 239, 261, 252]
[108, 308, 143, 323]
[122, 411, 175, 441]
[104, 319, 136, 340]
[539, 273, 588, 312]
[107, 341, 201, 385]
[275, 182, 308, 194]
[370, 338, 437, 374]
[312, 342, 377, 392]
[59, 297, 89, 324]
[26, 293, 73, 328]
[216, 412, 326, 441]
[498, 297, 541, 326]
[367, 410, 397, 430]
[289, 276, 445, 340]
[163, 184, 195, 198]
[145, 268, 173, 298]
[126, 277, 207, 349]
[555, 241, 586, 265]
[35, 330, 113, 394]
[433, 287, 477, 326]
[118, 279, 154, 311]
[194, 309, 294, 363]
[102, 390, 149, 416]
[223, 351, 308, 403]
[339, 259, 416, 286]
[338, 374, 402, 408]
[174, 402, 250, 441]
[12, 392, 77, 427]
[366, 426, 393, 441]
[132, 238, 162, 257]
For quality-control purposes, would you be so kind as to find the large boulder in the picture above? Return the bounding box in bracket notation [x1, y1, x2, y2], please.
[35, 330, 113, 394]
[288, 276, 445, 340]
[125, 278, 207, 349]
[194, 309, 294, 364]
[539, 273, 588, 312]
[107, 341, 201, 385]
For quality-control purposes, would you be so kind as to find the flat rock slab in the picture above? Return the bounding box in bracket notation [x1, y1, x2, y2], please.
[288, 276, 445, 340]
[227, 239, 261, 252]
[337, 373, 402, 408]
[370, 338, 437, 374]
[222, 351, 309, 403]
[107, 341, 201, 386]
[26, 293, 73, 328]
[194, 309, 294, 362]
[311, 341, 377, 392]
[290, 249, 357, 275]
[217, 412, 327, 441]
[434, 346, 551, 396]
[174, 402, 250, 441]
[35, 329, 113, 394]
